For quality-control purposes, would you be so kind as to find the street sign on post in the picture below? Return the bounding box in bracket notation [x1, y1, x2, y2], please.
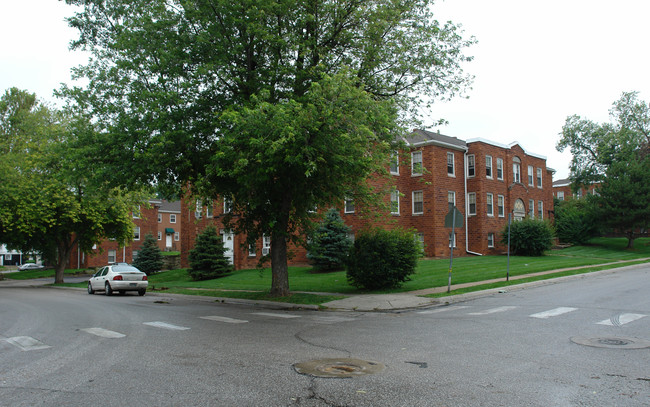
[445, 204, 463, 293]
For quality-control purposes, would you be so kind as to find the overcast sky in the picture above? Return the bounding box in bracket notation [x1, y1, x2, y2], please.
[2, 1, 649, 179]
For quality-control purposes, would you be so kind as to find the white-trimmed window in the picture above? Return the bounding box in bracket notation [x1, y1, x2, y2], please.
[262, 235, 271, 256]
[467, 192, 476, 215]
[170, 214, 176, 223]
[538, 201, 544, 219]
[157, 231, 162, 240]
[390, 151, 399, 175]
[344, 198, 355, 214]
[108, 250, 116, 264]
[496, 158, 504, 180]
[497, 195, 505, 217]
[132, 250, 138, 260]
[487, 233, 495, 248]
[412, 191, 423, 215]
[414, 233, 425, 252]
[449, 232, 457, 248]
[133, 205, 141, 219]
[557, 191, 565, 201]
[223, 197, 233, 214]
[486, 193, 494, 216]
[411, 151, 423, 176]
[529, 199, 535, 218]
[467, 154, 475, 177]
[390, 190, 400, 215]
[447, 152, 455, 176]
[195, 200, 202, 219]
[134, 226, 140, 240]
[174, 232, 179, 241]
[528, 165, 534, 186]
[486, 155, 493, 178]
[537, 168, 543, 188]
[157, 213, 162, 223]
[248, 244, 256, 257]
[448, 191, 456, 205]
[206, 201, 214, 218]
[513, 159, 521, 183]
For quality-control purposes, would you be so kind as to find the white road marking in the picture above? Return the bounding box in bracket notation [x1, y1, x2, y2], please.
[468, 306, 517, 315]
[143, 321, 191, 330]
[5, 336, 50, 351]
[417, 306, 469, 314]
[312, 316, 356, 324]
[200, 316, 249, 324]
[529, 307, 578, 319]
[81, 327, 126, 338]
[597, 313, 647, 326]
[252, 312, 301, 319]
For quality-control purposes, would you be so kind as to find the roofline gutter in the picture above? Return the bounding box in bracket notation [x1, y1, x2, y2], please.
[464, 150, 483, 256]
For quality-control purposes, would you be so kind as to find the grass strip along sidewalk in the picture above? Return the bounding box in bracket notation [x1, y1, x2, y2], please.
[4, 237, 650, 306]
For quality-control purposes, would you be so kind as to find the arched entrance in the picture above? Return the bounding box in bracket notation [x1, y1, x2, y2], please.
[513, 199, 526, 221]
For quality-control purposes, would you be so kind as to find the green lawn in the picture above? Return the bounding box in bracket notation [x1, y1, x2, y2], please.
[8, 237, 650, 305]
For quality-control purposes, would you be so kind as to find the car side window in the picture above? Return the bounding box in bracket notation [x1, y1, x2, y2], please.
[93, 268, 103, 278]
[101, 268, 109, 277]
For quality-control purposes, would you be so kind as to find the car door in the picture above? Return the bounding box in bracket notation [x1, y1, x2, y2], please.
[91, 267, 106, 290]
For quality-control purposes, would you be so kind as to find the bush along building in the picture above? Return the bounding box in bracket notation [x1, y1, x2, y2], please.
[180, 129, 555, 270]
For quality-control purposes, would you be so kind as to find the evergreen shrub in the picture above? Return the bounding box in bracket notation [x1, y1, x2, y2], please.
[501, 218, 555, 256]
[188, 226, 232, 280]
[132, 233, 163, 275]
[346, 228, 420, 290]
[307, 208, 353, 271]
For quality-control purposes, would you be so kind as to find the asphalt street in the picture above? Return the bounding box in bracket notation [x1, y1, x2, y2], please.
[0, 265, 648, 406]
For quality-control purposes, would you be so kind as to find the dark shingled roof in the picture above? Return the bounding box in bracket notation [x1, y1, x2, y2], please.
[157, 200, 181, 213]
[405, 129, 467, 150]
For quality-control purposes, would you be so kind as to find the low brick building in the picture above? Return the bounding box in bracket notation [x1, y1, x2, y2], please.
[552, 178, 599, 201]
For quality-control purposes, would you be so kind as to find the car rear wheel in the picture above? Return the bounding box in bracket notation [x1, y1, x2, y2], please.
[138, 289, 146, 296]
[87, 282, 95, 295]
[105, 282, 113, 296]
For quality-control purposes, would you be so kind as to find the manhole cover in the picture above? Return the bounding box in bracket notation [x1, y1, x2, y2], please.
[294, 358, 385, 378]
[570, 336, 650, 349]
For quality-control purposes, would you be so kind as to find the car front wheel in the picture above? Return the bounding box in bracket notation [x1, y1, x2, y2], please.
[87, 282, 95, 295]
[105, 282, 113, 296]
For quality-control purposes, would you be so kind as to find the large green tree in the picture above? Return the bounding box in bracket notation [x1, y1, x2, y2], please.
[0, 88, 145, 283]
[62, 0, 475, 295]
[557, 91, 650, 248]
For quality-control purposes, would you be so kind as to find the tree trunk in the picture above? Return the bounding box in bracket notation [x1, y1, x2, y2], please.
[269, 236, 289, 297]
[626, 231, 635, 249]
[54, 236, 73, 284]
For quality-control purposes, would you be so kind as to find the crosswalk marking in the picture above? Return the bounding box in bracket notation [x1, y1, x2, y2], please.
[252, 312, 300, 319]
[143, 321, 191, 330]
[597, 313, 647, 326]
[529, 307, 578, 319]
[468, 306, 517, 316]
[81, 328, 126, 338]
[5, 336, 50, 351]
[417, 306, 469, 314]
[200, 316, 249, 324]
[312, 316, 356, 324]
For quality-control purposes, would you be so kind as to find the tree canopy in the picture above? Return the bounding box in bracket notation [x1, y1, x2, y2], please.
[0, 88, 146, 283]
[557, 91, 650, 248]
[62, 0, 475, 295]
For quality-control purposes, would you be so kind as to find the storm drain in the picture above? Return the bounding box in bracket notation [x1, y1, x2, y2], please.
[294, 358, 385, 378]
[570, 336, 650, 349]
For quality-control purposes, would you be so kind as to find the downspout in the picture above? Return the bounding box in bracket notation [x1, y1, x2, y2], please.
[464, 150, 483, 256]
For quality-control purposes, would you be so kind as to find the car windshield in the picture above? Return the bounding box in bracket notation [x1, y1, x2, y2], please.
[112, 265, 142, 274]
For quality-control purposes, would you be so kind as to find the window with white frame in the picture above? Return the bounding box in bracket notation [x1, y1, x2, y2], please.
[157, 213, 162, 223]
[132, 250, 138, 260]
[528, 165, 534, 186]
[496, 158, 504, 180]
[195, 200, 202, 219]
[537, 168, 543, 188]
[486, 155, 493, 178]
[487, 233, 495, 248]
[529, 199, 535, 218]
[557, 191, 565, 201]
[447, 152, 455, 176]
[262, 235, 271, 256]
[134, 226, 140, 240]
[223, 197, 233, 213]
[133, 205, 141, 219]
[157, 231, 162, 240]
[170, 214, 176, 223]
[344, 198, 355, 214]
[206, 200, 214, 218]
[497, 195, 505, 217]
[414, 233, 425, 252]
[468, 192, 476, 215]
[467, 154, 475, 177]
[411, 151, 423, 176]
[448, 191, 456, 205]
[538, 200, 543, 219]
[576, 189, 583, 199]
[412, 191, 423, 214]
[513, 159, 521, 183]
[108, 250, 116, 263]
[248, 244, 256, 257]
[486, 193, 493, 216]
[449, 232, 456, 248]
[390, 190, 400, 215]
[390, 151, 399, 175]
[174, 232, 179, 241]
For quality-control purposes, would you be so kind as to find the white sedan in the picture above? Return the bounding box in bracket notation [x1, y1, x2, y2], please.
[88, 263, 148, 296]
[18, 263, 45, 271]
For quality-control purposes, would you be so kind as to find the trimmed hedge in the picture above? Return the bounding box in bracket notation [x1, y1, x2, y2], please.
[501, 218, 554, 256]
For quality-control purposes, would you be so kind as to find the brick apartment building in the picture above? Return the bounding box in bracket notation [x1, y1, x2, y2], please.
[68, 199, 181, 269]
[180, 129, 555, 270]
[552, 178, 599, 201]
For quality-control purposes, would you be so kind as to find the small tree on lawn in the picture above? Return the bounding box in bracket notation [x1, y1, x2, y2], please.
[307, 208, 353, 271]
[132, 233, 163, 275]
[501, 218, 555, 256]
[188, 226, 232, 281]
